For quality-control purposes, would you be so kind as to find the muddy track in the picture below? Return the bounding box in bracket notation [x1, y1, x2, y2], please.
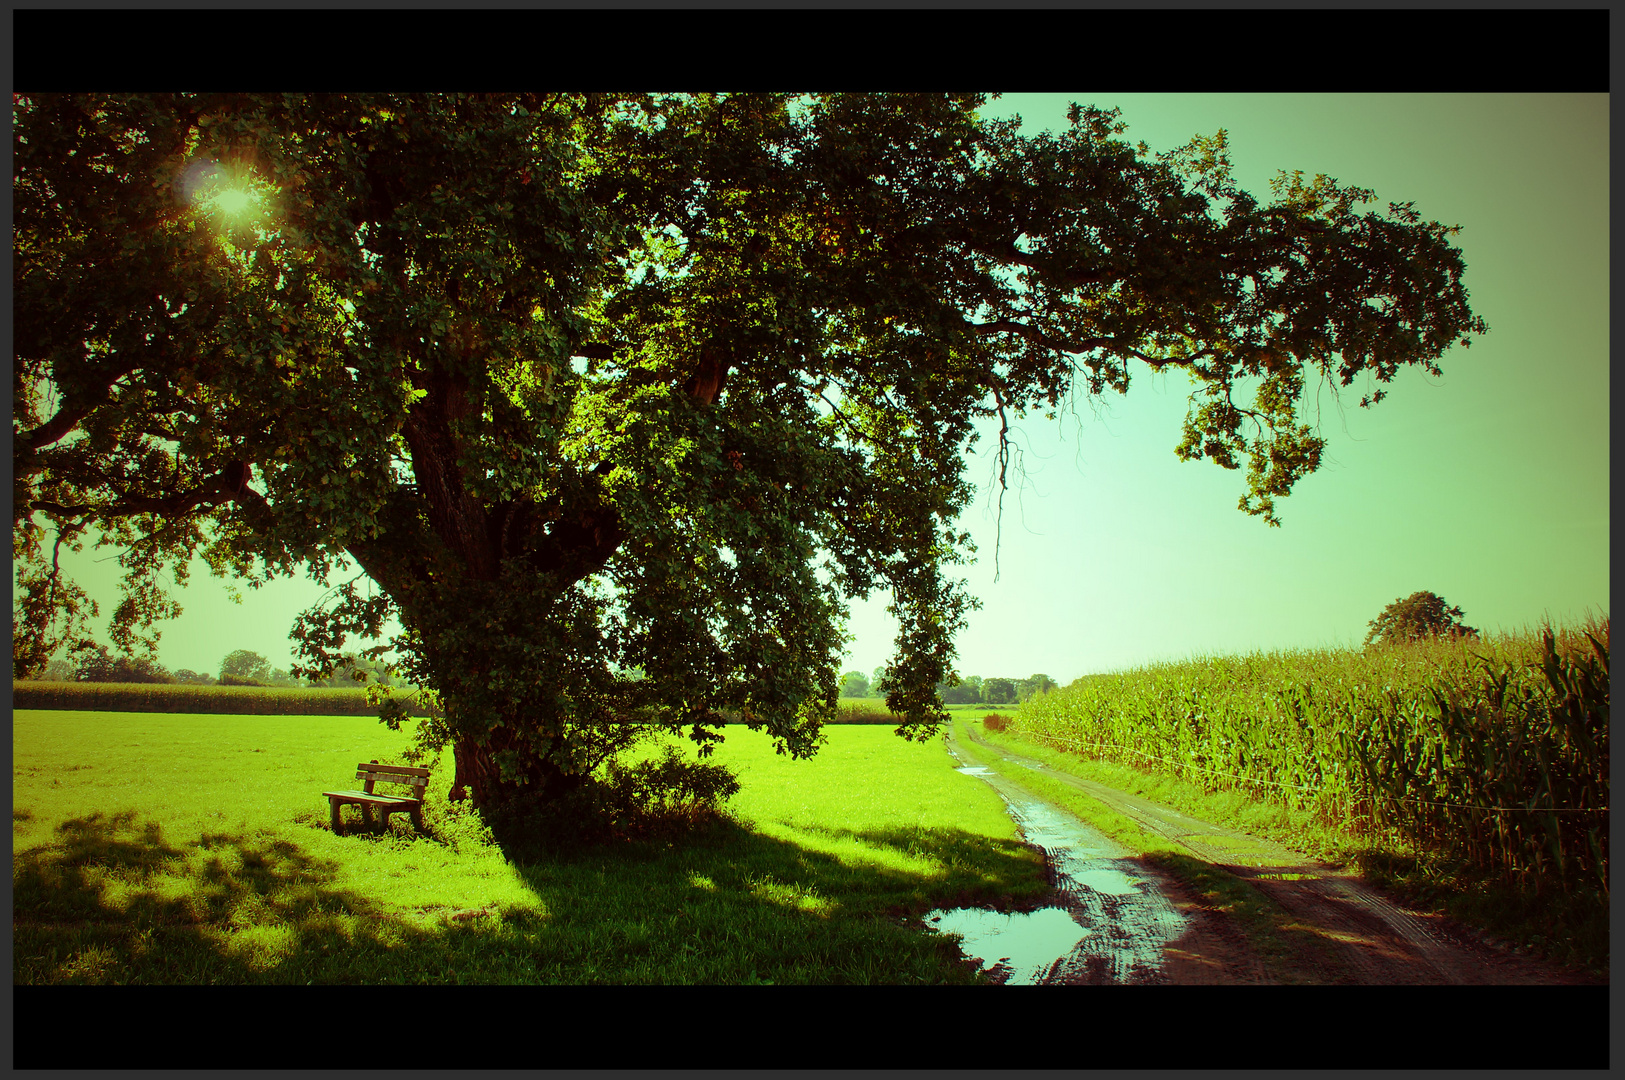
[933, 753, 1189, 984]
[944, 727, 1597, 986]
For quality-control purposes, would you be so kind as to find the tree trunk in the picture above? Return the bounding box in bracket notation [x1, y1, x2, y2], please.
[447, 718, 585, 810]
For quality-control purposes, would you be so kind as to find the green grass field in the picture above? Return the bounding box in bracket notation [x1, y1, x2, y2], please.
[13, 709, 1049, 984]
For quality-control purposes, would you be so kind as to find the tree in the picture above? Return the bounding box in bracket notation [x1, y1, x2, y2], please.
[839, 670, 870, 698]
[983, 677, 1017, 705]
[219, 649, 272, 684]
[1364, 591, 1479, 648]
[938, 676, 982, 705]
[29, 657, 77, 681]
[172, 668, 216, 685]
[1018, 673, 1058, 702]
[309, 655, 399, 688]
[72, 644, 172, 683]
[13, 93, 1487, 820]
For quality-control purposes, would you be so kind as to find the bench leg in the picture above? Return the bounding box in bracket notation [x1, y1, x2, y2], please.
[329, 797, 344, 836]
[359, 804, 374, 831]
[409, 805, 425, 834]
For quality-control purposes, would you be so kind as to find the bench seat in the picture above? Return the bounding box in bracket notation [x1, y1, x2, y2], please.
[324, 760, 430, 835]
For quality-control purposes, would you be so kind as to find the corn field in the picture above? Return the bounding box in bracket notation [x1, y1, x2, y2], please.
[10, 680, 439, 717]
[1014, 615, 1608, 901]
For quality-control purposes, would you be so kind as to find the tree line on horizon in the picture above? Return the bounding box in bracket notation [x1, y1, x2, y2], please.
[25, 590, 1474, 704]
[24, 646, 403, 690]
[840, 668, 1058, 705]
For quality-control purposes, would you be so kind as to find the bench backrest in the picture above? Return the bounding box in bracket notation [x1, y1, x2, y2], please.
[358, 760, 430, 799]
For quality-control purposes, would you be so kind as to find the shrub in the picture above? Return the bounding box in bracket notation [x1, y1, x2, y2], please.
[218, 673, 267, 687]
[982, 713, 1009, 732]
[487, 746, 742, 859]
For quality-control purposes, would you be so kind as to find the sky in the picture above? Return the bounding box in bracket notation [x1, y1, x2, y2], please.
[32, 94, 1609, 686]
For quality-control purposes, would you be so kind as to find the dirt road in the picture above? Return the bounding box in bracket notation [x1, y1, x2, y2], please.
[937, 726, 1599, 986]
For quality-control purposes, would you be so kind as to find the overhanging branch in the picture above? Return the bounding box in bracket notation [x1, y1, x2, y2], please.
[28, 461, 261, 528]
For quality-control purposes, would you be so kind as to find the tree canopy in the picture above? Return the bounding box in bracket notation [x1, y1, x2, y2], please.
[1364, 591, 1480, 647]
[219, 648, 271, 682]
[12, 93, 1487, 814]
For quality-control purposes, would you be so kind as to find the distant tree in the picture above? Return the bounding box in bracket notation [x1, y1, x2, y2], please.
[871, 667, 889, 696]
[220, 649, 272, 683]
[172, 668, 216, 685]
[983, 677, 1017, 705]
[31, 657, 77, 681]
[267, 667, 299, 687]
[1018, 673, 1059, 702]
[73, 644, 117, 682]
[839, 670, 871, 698]
[308, 655, 399, 688]
[1364, 591, 1480, 647]
[73, 644, 172, 682]
[937, 676, 982, 705]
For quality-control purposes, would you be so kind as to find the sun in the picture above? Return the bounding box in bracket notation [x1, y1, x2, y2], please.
[177, 158, 271, 230]
[212, 186, 259, 222]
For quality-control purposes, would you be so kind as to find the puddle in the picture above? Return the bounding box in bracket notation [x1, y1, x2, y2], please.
[931, 743, 1188, 983]
[924, 906, 1093, 985]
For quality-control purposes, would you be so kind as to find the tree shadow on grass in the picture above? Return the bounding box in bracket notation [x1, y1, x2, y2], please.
[491, 813, 1060, 986]
[741, 819, 1055, 915]
[13, 806, 1051, 989]
[13, 809, 473, 986]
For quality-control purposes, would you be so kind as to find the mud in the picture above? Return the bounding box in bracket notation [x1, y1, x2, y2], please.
[925, 752, 1187, 984]
[932, 728, 1600, 986]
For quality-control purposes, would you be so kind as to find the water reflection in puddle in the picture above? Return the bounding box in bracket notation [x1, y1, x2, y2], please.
[934, 749, 1188, 983]
[924, 906, 1092, 985]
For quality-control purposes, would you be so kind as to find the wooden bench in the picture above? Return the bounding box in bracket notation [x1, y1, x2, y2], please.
[323, 760, 430, 836]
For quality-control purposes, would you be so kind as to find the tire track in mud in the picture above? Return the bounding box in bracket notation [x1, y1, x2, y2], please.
[950, 726, 1593, 986]
[931, 745, 1188, 984]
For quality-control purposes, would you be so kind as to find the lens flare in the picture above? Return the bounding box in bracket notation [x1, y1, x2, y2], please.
[177, 158, 270, 229]
[213, 187, 257, 220]
[176, 159, 224, 204]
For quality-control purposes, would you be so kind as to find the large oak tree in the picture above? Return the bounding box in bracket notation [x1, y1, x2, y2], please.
[13, 93, 1486, 812]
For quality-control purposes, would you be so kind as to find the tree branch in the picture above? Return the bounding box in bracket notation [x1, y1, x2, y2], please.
[28, 461, 258, 526]
[399, 367, 500, 580]
[965, 319, 1220, 373]
[15, 361, 140, 466]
